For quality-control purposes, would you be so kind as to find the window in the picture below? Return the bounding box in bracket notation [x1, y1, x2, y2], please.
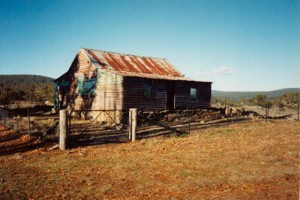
[190, 88, 197, 100]
[144, 80, 152, 100]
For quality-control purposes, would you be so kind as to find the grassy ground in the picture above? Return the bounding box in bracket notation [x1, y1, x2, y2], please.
[0, 120, 299, 199]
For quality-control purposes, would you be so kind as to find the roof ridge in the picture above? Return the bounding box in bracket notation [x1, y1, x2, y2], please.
[82, 47, 167, 60]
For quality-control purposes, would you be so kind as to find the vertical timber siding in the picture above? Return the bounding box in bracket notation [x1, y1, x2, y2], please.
[90, 70, 123, 124]
[123, 77, 167, 110]
[73, 52, 124, 111]
[123, 77, 211, 110]
[73, 50, 98, 110]
[175, 81, 211, 109]
[92, 70, 123, 110]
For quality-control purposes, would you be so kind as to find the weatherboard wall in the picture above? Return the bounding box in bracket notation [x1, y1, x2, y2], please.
[175, 81, 211, 109]
[92, 70, 123, 110]
[122, 77, 211, 110]
[123, 77, 167, 110]
[72, 51, 124, 111]
[72, 50, 98, 110]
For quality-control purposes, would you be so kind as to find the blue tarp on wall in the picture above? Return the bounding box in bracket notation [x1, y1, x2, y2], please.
[76, 77, 96, 95]
[54, 76, 97, 109]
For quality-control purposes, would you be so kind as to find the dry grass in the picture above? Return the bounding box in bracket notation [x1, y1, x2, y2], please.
[0, 121, 299, 199]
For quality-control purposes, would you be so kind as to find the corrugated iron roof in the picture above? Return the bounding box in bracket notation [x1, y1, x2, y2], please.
[82, 48, 192, 81]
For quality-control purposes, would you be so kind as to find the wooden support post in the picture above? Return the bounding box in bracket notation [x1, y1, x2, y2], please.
[129, 108, 137, 142]
[265, 102, 268, 123]
[268, 101, 270, 120]
[27, 108, 31, 135]
[297, 101, 299, 121]
[59, 109, 68, 150]
[129, 110, 132, 140]
[68, 112, 72, 148]
[225, 100, 229, 128]
[265, 101, 270, 123]
[188, 108, 191, 134]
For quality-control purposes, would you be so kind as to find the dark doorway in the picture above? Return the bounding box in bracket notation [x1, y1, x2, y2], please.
[167, 81, 175, 110]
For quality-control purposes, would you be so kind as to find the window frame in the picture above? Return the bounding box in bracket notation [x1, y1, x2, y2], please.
[190, 87, 198, 100]
[143, 80, 153, 100]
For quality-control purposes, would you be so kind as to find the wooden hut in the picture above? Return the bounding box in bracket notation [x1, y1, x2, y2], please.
[54, 48, 211, 122]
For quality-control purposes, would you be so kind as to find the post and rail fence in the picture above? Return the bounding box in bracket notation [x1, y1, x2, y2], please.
[59, 108, 138, 150]
[58, 101, 300, 150]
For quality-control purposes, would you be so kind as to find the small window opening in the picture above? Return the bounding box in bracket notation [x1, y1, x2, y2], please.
[144, 80, 152, 100]
[190, 88, 197, 100]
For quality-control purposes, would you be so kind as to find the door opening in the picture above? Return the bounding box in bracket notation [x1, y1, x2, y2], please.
[167, 81, 175, 110]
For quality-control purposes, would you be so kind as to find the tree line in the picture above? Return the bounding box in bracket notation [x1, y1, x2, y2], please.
[0, 75, 54, 108]
[212, 92, 300, 109]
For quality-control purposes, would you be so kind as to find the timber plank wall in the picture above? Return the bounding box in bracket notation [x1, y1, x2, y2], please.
[123, 77, 167, 110]
[175, 81, 211, 109]
[92, 70, 123, 110]
[73, 51, 98, 110]
[123, 77, 211, 110]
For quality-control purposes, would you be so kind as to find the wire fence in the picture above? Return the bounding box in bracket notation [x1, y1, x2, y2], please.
[0, 106, 57, 139]
[0, 107, 31, 134]
[1, 101, 299, 149]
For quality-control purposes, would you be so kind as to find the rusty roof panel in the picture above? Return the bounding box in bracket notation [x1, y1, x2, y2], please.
[83, 48, 185, 79]
[113, 70, 192, 81]
[86, 50, 108, 69]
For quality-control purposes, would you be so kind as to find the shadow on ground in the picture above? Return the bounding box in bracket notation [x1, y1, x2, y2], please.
[0, 127, 46, 156]
[1, 117, 250, 154]
[65, 118, 249, 149]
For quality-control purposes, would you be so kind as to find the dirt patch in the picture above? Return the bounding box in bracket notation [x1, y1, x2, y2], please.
[0, 126, 45, 156]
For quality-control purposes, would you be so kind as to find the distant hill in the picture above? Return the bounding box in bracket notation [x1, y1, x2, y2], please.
[0, 74, 54, 103]
[1, 74, 298, 104]
[212, 88, 300, 100]
[0, 75, 54, 85]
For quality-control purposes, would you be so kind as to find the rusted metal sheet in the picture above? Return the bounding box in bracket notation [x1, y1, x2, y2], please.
[83, 48, 191, 81]
[55, 48, 212, 113]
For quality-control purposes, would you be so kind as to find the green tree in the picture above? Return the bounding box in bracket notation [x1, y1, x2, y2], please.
[278, 92, 300, 108]
[251, 95, 270, 108]
[282, 92, 300, 104]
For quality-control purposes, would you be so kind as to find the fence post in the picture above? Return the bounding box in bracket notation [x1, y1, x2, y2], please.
[225, 100, 229, 128]
[59, 109, 68, 150]
[27, 108, 31, 135]
[268, 101, 270, 121]
[265, 102, 268, 123]
[129, 110, 132, 140]
[188, 108, 191, 134]
[129, 108, 137, 142]
[68, 111, 72, 148]
[297, 101, 299, 121]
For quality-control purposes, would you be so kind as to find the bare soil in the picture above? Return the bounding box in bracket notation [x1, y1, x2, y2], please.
[0, 126, 44, 156]
[0, 120, 299, 199]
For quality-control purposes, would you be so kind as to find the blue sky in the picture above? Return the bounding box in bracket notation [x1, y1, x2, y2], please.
[0, 0, 299, 91]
